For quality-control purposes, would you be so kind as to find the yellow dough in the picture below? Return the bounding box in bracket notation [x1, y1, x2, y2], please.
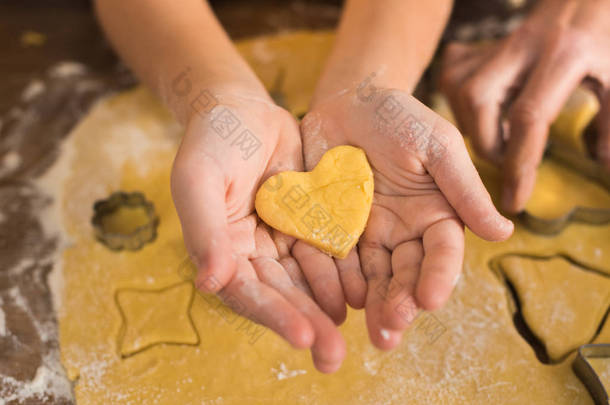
[99, 205, 152, 235]
[255, 146, 373, 259]
[587, 358, 610, 394]
[526, 161, 610, 219]
[550, 87, 599, 156]
[47, 31, 610, 404]
[499, 256, 610, 361]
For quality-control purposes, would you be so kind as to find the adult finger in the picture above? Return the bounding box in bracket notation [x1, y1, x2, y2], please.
[381, 240, 423, 331]
[457, 38, 531, 163]
[293, 241, 347, 325]
[503, 39, 586, 212]
[440, 42, 495, 137]
[415, 218, 464, 311]
[251, 256, 346, 373]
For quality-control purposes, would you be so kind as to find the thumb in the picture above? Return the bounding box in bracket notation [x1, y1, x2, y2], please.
[171, 149, 236, 293]
[426, 120, 514, 241]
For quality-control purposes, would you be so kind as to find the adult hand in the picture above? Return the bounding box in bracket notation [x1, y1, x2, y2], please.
[301, 83, 513, 350]
[171, 91, 346, 372]
[440, 0, 610, 213]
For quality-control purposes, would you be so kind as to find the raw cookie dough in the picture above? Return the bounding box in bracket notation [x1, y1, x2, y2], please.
[588, 358, 610, 394]
[47, 31, 610, 404]
[550, 87, 599, 156]
[498, 256, 610, 362]
[255, 145, 374, 259]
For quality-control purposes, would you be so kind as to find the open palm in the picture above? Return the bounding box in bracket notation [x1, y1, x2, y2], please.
[171, 93, 345, 372]
[301, 87, 513, 350]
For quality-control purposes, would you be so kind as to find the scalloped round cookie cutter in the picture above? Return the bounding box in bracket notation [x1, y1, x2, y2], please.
[91, 191, 159, 251]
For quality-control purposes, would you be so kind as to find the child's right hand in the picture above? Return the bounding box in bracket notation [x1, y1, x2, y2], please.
[170, 90, 347, 373]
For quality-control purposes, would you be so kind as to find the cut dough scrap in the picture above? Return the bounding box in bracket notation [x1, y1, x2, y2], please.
[255, 145, 374, 259]
[116, 282, 198, 357]
[499, 256, 610, 361]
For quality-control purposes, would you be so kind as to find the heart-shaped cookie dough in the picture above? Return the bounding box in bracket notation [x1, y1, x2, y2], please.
[255, 145, 374, 259]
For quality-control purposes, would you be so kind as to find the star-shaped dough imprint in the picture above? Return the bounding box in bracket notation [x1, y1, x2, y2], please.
[491, 254, 610, 363]
[115, 281, 200, 357]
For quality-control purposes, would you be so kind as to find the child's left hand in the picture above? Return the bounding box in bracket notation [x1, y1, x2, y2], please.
[300, 85, 513, 350]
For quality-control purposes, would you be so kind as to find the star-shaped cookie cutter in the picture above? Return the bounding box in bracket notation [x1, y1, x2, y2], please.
[520, 143, 610, 235]
[573, 344, 610, 405]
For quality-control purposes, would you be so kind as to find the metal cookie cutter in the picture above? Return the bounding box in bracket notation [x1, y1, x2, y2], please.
[92, 191, 159, 251]
[519, 94, 610, 237]
[573, 344, 610, 405]
[519, 144, 610, 235]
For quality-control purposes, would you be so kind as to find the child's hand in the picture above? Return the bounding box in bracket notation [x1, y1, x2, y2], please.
[171, 92, 346, 372]
[301, 86, 513, 350]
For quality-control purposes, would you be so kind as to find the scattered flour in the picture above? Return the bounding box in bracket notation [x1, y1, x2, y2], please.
[380, 328, 390, 340]
[271, 362, 307, 381]
[0, 354, 73, 405]
[49, 61, 87, 78]
[0, 297, 6, 337]
[21, 79, 46, 102]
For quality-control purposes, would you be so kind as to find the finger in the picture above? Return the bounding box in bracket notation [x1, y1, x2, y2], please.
[334, 248, 367, 309]
[381, 240, 423, 331]
[292, 241, 347, 325]
[596, 92, 610, 169]
[222, 256, 313, 350]
[425, 120, 513, 241]
[415, 218, 464, 311]
[441, 42, 484, 68]
[456, 37, 531, 163]
[300, 112, 333, 170]
[359, 242, 402, 350]
[503, 45, 586, 212]
[171, 150, 236, 293]
[440, 42, 495, 137]
[272, 232, 314, 298]
[251, 256, 346, 373]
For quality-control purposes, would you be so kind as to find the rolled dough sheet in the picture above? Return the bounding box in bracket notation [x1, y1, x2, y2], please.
[498, 256, 610, 362]
[45, 30, 610, 404]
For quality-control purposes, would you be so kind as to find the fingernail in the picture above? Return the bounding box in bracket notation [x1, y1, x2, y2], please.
[380, 328, 391, 341]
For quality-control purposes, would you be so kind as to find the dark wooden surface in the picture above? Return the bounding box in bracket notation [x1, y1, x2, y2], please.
[0, 1, 524, 403]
